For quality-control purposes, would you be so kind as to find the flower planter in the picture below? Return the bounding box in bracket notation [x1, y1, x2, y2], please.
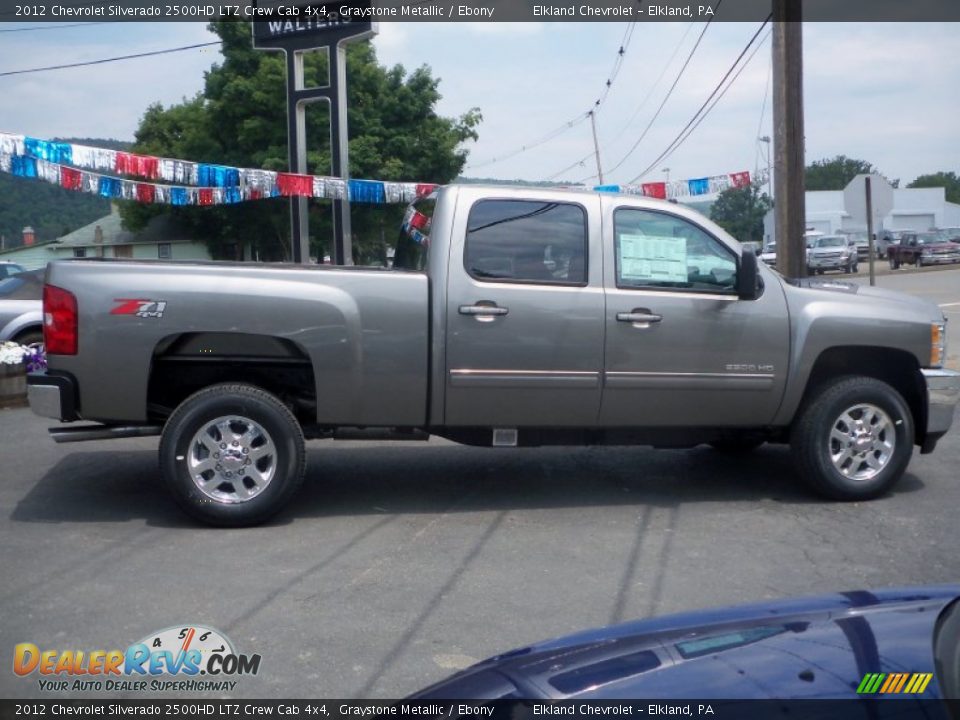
[0, 362, 27, 408]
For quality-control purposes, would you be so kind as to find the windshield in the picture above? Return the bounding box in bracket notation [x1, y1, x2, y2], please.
[916, 233, 940, 245]
[816, 237, 846, 248]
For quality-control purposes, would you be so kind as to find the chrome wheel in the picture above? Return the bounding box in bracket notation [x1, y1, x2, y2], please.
[829, 403, 895, 483]
[186, 415, 277, 504]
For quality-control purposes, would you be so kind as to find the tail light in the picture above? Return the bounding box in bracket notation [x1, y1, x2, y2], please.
[43, 284, 78, 355]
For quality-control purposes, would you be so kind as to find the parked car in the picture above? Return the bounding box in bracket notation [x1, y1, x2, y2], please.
[410, 585, 960, 700]
[932, 228, 960, 244]
[839, 231, 872, 261]
[0, 261, 26, 279]
[0, 269, 43, 345]
[760, 241, 777, 266]
[806, 235, 858, 274]
[888, 231, 960, 269]
[28, 185, 960, 526]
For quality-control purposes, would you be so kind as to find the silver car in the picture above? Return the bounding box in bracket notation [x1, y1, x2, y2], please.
[806, 235, 858, 274]
[0, 269, 43, 345]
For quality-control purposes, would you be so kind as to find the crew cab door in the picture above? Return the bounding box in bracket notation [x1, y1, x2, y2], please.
[444, 192, 605, 426]
[598, 198, 790, 427]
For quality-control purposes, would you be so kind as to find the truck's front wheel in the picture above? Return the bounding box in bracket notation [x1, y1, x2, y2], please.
[791, 377, 913, 501]
[159, 383, 306, 526]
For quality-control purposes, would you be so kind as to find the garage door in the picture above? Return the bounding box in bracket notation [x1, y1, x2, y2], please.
[891, 214, 935, 231]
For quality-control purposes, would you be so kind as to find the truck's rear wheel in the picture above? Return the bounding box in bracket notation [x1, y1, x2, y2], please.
[791, 376, 913, 500]
[159, 383, 305, 526]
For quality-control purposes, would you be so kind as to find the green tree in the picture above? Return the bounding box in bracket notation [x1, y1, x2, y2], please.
[908, 171, 960, 204]
[121, 21, 481, 263]
[709, 183, 772, 244]
[804, 156, 878, 191]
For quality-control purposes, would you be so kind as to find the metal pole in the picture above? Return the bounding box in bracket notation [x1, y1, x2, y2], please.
[286, 50, 311, 264]
[772, 0, 806, 279]
[589, 111, 604, 185]
[328, 42, 353, 266]
[865, 176, 876, 286]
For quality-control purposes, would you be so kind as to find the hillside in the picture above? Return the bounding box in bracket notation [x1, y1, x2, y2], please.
[0, 138, 131, 249]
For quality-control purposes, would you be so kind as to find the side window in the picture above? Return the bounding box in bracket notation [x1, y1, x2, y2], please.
[614, 208, 737, 293]
[465, 200, 587, 285]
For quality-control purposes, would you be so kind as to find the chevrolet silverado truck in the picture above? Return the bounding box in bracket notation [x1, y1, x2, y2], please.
[887, 231, 960, 269]
[28, 185, 960, 526]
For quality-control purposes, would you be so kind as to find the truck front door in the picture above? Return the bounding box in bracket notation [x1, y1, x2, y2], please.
[599, 199, 790, 427]
[444, 193, 605, 427]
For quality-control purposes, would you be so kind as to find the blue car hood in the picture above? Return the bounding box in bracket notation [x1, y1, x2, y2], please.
[412, 585, 959, 700]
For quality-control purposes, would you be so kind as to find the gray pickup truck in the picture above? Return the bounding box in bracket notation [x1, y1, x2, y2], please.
[28, 185, 960, 526]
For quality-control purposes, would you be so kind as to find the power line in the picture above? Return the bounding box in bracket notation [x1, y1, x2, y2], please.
[0, 41, 222, 78]
[627, 21, 772, 185]
[544, 21, 697, 183]
[0, 21, 109, 32]
[604, 4, 722, 178]
[464, 21, 637, 172]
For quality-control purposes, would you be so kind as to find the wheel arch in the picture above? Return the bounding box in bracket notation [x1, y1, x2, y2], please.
[793, 346, 926, 445]
[147, 332, 317, 424]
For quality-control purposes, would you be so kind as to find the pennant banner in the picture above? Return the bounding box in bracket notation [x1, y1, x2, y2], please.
[0, 132, 439, 206]
[594, 170, 763, 200]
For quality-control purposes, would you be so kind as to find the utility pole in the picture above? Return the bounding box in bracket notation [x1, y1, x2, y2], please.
[589, 111, 604, 185]
[772, 0, 806, 278]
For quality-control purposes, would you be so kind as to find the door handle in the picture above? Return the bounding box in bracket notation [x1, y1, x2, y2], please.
[459, 303, 509, 322]
[617, 310, 662, 327]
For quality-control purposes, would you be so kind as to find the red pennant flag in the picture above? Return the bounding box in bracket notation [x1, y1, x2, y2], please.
[415, 183, 437, 198]
[198, 188, 214, 205]
[277, 173, 313, 197]
[114, 152, 133, 175]
[641, 182, 667, 199]
[730, 171, 751, 188]
[60, 166, 82, 191]
[135, 183, 156, 203]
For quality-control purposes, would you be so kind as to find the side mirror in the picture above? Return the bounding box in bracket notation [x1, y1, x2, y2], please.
[737, 248, 760, 301]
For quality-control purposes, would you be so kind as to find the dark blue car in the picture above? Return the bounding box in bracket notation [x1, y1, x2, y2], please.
[410, 585, 960, 701]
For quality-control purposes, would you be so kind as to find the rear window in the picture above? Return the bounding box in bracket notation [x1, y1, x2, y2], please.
[393, 198, 435, 272]
[464, 199, 587, 285]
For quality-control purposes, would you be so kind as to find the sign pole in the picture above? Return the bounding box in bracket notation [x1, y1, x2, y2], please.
[285, 50, 311, 264]
[865, 176, 876, 286]
[252, 8, 376, 265]
[329, 42, 353, 266]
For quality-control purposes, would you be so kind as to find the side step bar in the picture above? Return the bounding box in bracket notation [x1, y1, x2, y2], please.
[49, 425, 163, 444]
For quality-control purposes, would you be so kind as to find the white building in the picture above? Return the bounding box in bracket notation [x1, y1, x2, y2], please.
[763, 184, 960, 243]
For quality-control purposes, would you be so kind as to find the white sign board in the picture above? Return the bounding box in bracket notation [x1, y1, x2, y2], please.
[844, 174, 894, 230]
[619, 235, 688, 283]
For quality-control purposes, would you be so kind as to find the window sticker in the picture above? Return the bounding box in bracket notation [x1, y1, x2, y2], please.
[619, 234, 688, 283]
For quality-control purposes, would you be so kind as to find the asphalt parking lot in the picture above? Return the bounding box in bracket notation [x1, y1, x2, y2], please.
[2, 267, 959, 700]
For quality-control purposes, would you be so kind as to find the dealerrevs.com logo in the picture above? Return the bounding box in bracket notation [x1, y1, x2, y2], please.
[13, 625, 261, 693]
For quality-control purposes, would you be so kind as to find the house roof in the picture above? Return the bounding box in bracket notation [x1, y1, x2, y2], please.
[53, 206, 201, 248]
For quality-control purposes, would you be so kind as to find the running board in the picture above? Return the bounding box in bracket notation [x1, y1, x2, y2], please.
[49, 425, 163, 444]
[332, 427, 429, 442]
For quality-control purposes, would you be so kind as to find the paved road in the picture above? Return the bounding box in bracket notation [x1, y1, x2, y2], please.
[2, 268, 959, 700]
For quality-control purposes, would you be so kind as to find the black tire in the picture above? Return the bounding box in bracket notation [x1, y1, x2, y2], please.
[790, 376, 913, 501]
[14, 328, 43, 346]
[159, 383, 306, 527]
[709, 438, 765, 454]
[890, 257, 900, 270]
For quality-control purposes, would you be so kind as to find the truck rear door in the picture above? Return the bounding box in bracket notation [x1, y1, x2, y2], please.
[443, 189, 605, 427]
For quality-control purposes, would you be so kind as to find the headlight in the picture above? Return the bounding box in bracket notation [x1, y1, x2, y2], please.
[931, 322, 947, 367]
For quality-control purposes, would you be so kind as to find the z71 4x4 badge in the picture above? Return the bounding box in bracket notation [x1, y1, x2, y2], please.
[111, 299, 168, 318]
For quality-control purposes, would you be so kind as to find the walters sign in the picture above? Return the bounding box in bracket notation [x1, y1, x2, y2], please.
[251, 1, 375, 50]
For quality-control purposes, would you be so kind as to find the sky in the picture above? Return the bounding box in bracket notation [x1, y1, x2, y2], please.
[0, 20, 958, 189]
